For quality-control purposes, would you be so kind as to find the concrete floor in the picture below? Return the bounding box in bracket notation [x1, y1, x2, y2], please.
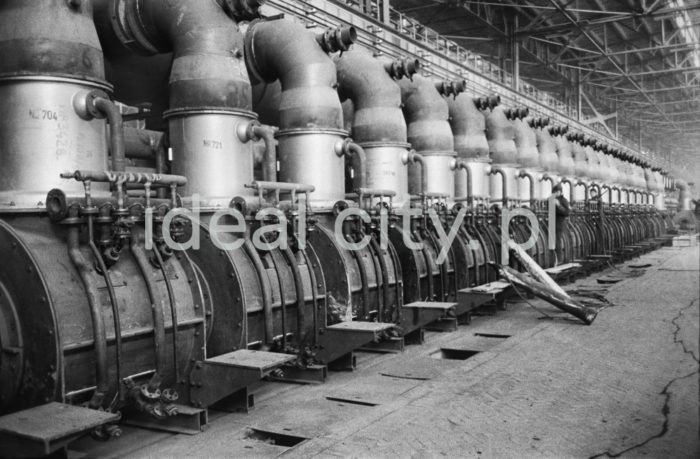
[74, 245, 700, 458]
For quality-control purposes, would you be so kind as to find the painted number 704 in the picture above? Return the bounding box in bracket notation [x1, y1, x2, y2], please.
[29, 108, 58, 121]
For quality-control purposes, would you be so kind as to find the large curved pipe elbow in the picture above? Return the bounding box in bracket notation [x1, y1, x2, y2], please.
[246, 19, 353, 131]
[334, 49, 408, 144]
[398, 76, 454, 153]
[95, 0, 251, 113]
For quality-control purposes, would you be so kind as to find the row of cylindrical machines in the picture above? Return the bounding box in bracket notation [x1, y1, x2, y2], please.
[0, 0, 677, 440]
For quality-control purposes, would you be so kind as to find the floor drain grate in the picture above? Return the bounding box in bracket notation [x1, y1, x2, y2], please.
[474, 333, 511, 339]
[325, 396, 378, 406]
[431, 348, 480, 360]
[246, 428, 308, 447]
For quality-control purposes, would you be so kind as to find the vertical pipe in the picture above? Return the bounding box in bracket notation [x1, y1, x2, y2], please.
[94, 97, 126, 172]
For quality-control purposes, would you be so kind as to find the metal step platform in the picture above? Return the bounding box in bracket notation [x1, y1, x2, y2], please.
[188, 350, 296, 412]
[544, 262, 582, 284]
[457, 281, 513, 323]
[0, 402, 119, 458]
[403, 301, 458, 332]
[316, 321, 398, 365]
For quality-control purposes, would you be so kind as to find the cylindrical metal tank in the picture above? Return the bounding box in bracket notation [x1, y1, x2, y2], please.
[512, 117, 539, 202]
[399, 76, 457, 197]
[167, 110, 258, 205]
[447, 93, 491, 200]
[247, 18, 350, 208]
[334, 49, 417, 205]
[535, 125, 560, 198]
[0, 0, 110, 209]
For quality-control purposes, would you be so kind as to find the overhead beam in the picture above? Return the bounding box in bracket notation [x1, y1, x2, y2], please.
[580, 91, 616, 137]
[588, 65, 700, 79]
[547, 0, 685, 132]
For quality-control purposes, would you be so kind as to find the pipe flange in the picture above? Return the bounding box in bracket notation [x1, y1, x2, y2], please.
[109, 0, 164, 55]
[219, 0, 266, 21]
[386, 58, 421, 80]
[316, 26, 357, 54]
[46, 189, 68, 222]
[73, 90, 109, 121]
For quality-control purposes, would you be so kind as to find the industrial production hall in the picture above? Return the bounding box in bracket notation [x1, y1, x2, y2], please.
[0, 0, 698, 458]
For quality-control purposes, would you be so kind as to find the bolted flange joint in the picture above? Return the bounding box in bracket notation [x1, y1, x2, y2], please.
[316, 26, 357, 53]
[218, 0, 267, 21]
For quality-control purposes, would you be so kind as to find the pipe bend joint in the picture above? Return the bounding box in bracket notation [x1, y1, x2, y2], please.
[238, 120, 279, 182]
[406, 149, 424, 165]
[237, 119, 261, 142]
[455, 159, 470, 171]
[339, 139, 367, 189]
[82, 93, 125, 173]
[488, 166, 505, 178]
[316, 25, 357, 54]
[518, 169, 533, 180]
